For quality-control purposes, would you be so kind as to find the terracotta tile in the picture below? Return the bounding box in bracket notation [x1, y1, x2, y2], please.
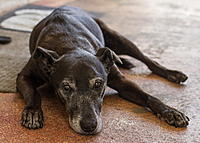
[0, 76, 199, 143]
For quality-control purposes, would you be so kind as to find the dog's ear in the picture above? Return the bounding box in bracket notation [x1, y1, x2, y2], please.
[33, 47, 59, 80]
[96, 47, 122, 72]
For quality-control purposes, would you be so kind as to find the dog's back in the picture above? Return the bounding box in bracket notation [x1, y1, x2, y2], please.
[30, 6, 105, 56]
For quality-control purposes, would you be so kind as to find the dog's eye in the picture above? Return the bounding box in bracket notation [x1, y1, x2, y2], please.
[94, 80, 102, 89]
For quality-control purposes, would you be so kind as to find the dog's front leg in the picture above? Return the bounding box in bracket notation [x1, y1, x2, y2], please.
[107, 65, 189, 127]
[16, 66, 44, 129]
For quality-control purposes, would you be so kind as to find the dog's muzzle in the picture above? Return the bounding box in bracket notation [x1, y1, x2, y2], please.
[69, 113, 103, 135]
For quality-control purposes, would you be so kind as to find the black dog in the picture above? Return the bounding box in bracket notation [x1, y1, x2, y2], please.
[17, 6, 189, 135]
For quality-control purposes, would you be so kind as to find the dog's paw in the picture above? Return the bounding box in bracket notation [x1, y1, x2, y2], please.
[157, 107, 189, 127]
[166, 70, 188, 83]
[21, 108, 44, 129]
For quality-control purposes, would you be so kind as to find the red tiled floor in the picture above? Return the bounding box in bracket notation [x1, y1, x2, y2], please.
[0, 90, 196, 143]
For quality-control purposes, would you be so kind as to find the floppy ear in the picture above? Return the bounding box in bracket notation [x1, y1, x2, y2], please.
[33, 47, 59, 80]
[96, 47, 122, 72]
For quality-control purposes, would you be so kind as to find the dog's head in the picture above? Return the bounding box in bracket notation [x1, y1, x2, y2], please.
[33, 47, 121, 135]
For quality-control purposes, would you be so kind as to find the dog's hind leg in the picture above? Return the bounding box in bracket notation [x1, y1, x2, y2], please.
[107, 65, 189, 127]
[16, 60, 44, 129]
[94, 18, 188, 83]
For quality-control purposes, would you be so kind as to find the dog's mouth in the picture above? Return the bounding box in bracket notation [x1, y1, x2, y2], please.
[68, 114, 103, 135]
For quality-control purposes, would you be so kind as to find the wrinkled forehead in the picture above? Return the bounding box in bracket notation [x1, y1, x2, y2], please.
[54, 53, 107, 86]
[73, 60, 106, 80]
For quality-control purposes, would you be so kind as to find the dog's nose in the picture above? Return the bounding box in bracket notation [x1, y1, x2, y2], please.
[80, 118, 97, 133]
